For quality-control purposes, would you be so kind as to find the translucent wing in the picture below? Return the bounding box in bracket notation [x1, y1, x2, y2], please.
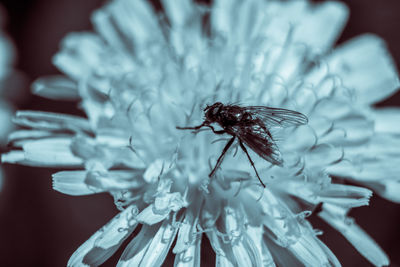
[236, 125, 283, 166]
[243, 106, 308, 127]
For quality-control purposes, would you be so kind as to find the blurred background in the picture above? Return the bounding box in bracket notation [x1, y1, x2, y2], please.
[0, 0, 399, 266]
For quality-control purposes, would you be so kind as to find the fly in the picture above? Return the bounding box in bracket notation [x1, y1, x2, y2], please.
[176, 102, 308, 188]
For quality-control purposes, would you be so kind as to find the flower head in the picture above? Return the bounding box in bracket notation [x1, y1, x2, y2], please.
[3, 0, 400, 266]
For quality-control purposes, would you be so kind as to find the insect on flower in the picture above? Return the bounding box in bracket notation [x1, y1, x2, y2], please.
[177, 102, 308, 187]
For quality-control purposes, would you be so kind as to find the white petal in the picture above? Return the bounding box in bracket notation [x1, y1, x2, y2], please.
[13, 110, 91, 134]
[91, 8, 126, 51]
[32, 75, 80, 100]
[292, 87, 318, 116]
[319, 204, 389, 266]
[263, 218, 340, 266]
[327, 34, 400, 104]
[263, 0, 348, 53]
[312, 103, 374, 144]
[103, 0, 162, 51]
[312, 98, 353, 121]
[68, 205, 139, 267]
[52, 171, 105, 196]
[282, 181, 372, 208]
[3, 138, 83, 167]
[143, 159, 167, 183]
[174, 234, 201, 267]
[220, 205, 262, 266]
[315, 184, 372, 208]
[305, 144, 344, 168]
[364, 179, 400, 203]
[85, 170, 144, 191]
[212, 0, 257, 42]
[263, 234, 302, 266]
[53, 33, 105, 80]
[231, 234, 262, 267]
[71, 135, 146, 170]
[260, 197, 336, 267]
[1, 151, 25, 164]
[117, 218, 179, 267]
[288, 233, 340, 267]
[8, 130, 54, 145]
[347, 134, 400, 160]
[255, 190, 302, 248]
[206, 229, 237, 266]
[247, 226, 275, 267]
[327, 156, 400, 182]
[173, 205, 200, 254]
[289, 1, 349, 53]
[372, 107, 400, 134]
[161, 0, 194, 27]
[215, 255, 235, 267]
[333, 114, 374, 144]
[280, 126, 317, 153]
[136, 204, 170, 225]
[23, 138, 83, 166]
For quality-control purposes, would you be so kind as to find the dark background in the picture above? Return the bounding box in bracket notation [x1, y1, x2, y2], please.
[0, 0, 399, 266]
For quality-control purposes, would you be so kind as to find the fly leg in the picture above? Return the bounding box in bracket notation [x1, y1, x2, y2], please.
[176, 122, 207, 130]
[177, 123, 226, 135]
[209, 136, 235, 178]
[207, 125, 226, 135]
[239, 140, 266, 188]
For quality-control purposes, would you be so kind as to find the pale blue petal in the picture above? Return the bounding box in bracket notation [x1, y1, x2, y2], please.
[174, 234, 201, 267]
[173, 204, 201, 254]
[13, 110, 91, 133]
[161, 0, 194, 27]
[364, 179, 400, 203]
[373, 107, 400, 134]
[85, 170, 144, 191]
[136, 204, 171, 225]
[52, 171, 105, 196]
[7, 130, 54, 146]
[101, 0, 162, 51]
[327, 34, 400, 104]
[68, 205, 138, 267]
[3, 138, 83, 167]
[320, 204, 389, 266]
[32, 75, 80, 100]
[117, 219, 179, 267]
[282, 181, 372, 208]
[327, 155, 400, 182]
[286, 0, 349, 53]
[53, 33, 105, 80]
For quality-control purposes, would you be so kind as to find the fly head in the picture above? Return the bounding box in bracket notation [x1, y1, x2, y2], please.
[204, 102, 223, 123]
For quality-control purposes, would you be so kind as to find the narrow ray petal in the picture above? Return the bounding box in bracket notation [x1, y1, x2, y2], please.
[52, 171, 105, 196]
[327, 34, 400, 104]
[319, 204, 389, 267]
[32, 75, 80, 100]
[117, 218, 179, 267]
[68, 205, 139, 267]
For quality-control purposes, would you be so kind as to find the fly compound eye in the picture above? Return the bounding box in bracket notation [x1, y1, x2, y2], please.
[212, 106, 219, 115]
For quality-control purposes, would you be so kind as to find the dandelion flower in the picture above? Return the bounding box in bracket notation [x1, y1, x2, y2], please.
[3, 0, 400, 266]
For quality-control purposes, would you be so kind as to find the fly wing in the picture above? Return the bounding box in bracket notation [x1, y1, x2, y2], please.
[237, 125, 283, 166]
[243, 106, 308, 128]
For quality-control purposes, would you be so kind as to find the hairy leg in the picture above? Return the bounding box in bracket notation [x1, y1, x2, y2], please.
[239, 140, 266, 188]
[209, 136, 235, 178]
